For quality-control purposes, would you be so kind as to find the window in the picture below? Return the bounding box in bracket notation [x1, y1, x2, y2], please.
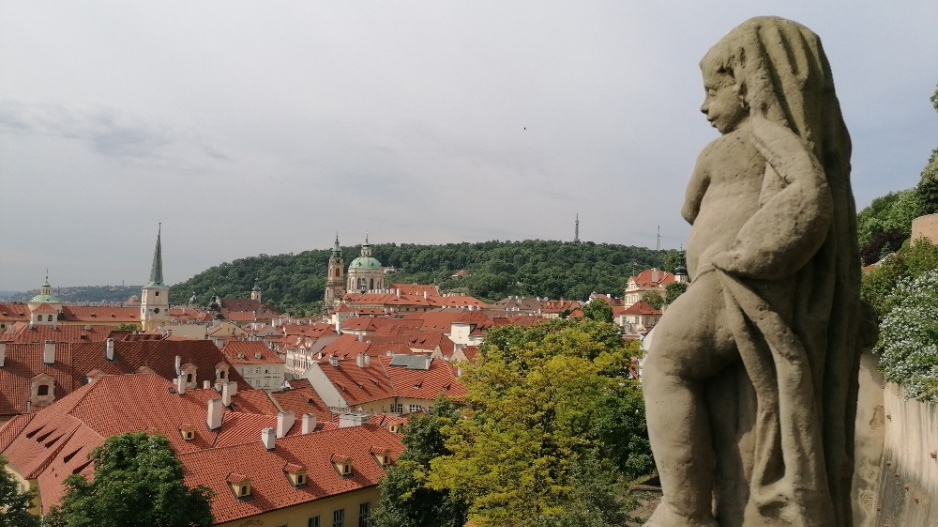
[308, 518, 320, 527]
[391, 403, 403, 413]
[37, 385, 50, 396]
[155, 291, 160, 296]
[409, 404, 422, 413]
[332, 509, 344, 527]
[358, 503, 370, 527]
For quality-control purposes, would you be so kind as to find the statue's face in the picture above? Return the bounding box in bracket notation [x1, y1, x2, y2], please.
[700, 70, 746, 134]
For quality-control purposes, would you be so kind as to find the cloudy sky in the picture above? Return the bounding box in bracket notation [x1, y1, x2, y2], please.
[1, 1, 936, 292]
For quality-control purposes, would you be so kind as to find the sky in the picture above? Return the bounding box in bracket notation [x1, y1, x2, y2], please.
[1, 1, 936, 292]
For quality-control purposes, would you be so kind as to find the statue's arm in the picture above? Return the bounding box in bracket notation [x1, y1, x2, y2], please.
[682, 155, 710, 225]
[712, 117, 833, 280]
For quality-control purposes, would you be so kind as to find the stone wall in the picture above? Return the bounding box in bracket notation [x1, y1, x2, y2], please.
[911, 212, 938, 244]
[855, 377, 938, 526]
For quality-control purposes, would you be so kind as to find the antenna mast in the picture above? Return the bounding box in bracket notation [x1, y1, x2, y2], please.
[657, 225, 661, 251]
[574, 214, 580, 243]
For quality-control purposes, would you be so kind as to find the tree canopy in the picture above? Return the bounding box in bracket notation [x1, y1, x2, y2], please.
[0, 454, 39, 527]
[169, 240, 667, 315]
[371, 398, 469, 527]
[427, 320, 652, 526]
[45, 432, 213, 527]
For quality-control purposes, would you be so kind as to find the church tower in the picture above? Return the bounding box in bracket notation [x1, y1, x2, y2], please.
[346, 234, 384, 294]
[251, 275, 262, 302]
[324, 234, 346, 308]
[141, 224, 170, 331]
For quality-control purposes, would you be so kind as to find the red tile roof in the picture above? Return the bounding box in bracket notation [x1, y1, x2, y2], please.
[621, 300, 662, 316]
[0, 303, 31, 322]
[0, 373, 351, 515]
[628, 268, 676, 289]
[179, 424, 403, 524]
[388, 284, 440, 297]
[0, 323, 118, 344]
[222, 341, 284, 365]
[0, 340, 249, 417]
[61, 306, 140, 323]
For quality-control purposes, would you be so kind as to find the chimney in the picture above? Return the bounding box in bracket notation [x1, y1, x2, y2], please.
[329, 355, 340, 368]
[276, 411, 295, 438]
[203, 380, 211, 389]
[356, 353, 366, 368]
[174, 355, 182, 375]
[363, 354, 371, 367]
[43, 341, 55, 364]
[105, 338, 115, 361]
[0, 341, 6, 368]
[261, 427, 276, 450]
[206, 397, 223, 430]
[176, 373, 187, 395]
[652, 268, 660, 283]
[339, 413, 369, 428]
[301, 413, 317, 434]
[221, 382, 233, 406]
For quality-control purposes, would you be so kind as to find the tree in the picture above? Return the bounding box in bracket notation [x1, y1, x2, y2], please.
[861, 238, 938, 318]
[114, 323, 139, 332]
[428, 320, 651, 526]
[663, 281, 688, 306]
[371, 398, 469, 527]
[641, 291, 664, 310]
[0, 454, 39, 527]
[46, 432, 213, 527]
[581, 299, 613, 323]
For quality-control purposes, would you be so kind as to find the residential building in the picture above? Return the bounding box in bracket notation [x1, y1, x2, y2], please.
[222, 341, 286, 389]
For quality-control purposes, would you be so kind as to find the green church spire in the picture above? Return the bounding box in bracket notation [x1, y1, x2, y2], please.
[148, 223, 164, 286]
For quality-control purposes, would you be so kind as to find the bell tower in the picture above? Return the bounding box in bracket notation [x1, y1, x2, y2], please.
[141, 223, 170, 331]
[324, 233, 346, 308]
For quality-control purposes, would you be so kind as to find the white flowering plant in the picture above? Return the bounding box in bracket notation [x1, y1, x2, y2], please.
[875, 269, 938, 401]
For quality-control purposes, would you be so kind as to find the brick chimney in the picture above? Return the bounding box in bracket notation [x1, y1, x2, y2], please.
[206, 397, 223, 430]
[43, 341, 55, 364]
[276, 411, 295, 438]
[301, 413, 317, 434]
[261, 427, 276, 450]
[105, 338, 115, 361]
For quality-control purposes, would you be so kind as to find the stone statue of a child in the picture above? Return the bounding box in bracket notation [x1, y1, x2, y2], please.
[642, 17, 873, 527]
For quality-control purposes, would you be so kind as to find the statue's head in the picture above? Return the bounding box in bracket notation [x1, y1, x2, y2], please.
[700, 16, 839, 144]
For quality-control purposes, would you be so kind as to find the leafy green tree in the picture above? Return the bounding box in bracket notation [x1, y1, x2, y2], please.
[114, 323, 139, 332]
[581, 299, 613, 323]
[371, 398, 469, 527]
[0, 454, 39, 527]
[856, 189, 920, 253]
[861, 238, 938, 318]
[47, 432, 213, 527]
[428, 320, 650, 526]
[663, 282, 688, 306]
[641, 291, 664, 310]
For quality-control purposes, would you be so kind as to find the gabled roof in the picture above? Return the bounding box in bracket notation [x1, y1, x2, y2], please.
[221, 341, 284, 365]
[180, 424, 403, 524]
[0, 339, 249, 416]
[0, 373, 314, 514]
[621, 300, 662, 316]
[61, 306, 140, 322]
[0, 303, 31, 321]
[628, 268, 676, 289]
[267, 379, 334, 425]
[387, 284, 440, 297]
[0, 323, 117, 344]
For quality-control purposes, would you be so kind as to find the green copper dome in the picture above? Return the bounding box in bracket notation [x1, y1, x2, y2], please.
[349, 256, 382, 269]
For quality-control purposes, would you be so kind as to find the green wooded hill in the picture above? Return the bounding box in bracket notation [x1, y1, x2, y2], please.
[170, 240, 672, 316]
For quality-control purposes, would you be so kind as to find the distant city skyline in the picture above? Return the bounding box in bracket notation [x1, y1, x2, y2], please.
[2, 1, 936, 291]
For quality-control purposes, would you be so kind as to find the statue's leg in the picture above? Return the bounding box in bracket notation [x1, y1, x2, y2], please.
[642, 275, 736, 527]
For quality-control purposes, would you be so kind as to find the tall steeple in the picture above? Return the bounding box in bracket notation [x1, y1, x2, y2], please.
[148, 223, 165, 287]
[141, 223, 170, 331]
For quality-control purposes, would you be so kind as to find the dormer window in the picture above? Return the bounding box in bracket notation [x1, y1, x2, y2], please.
[283, 463, 308, 487]
[226, 473, 252, 499]
[370, 447, 392, 468]
[388, 423, 401, 434]
[331, 455, 354, 477]
[30, 373, 56, 406]
[179, 424, 196, 441]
